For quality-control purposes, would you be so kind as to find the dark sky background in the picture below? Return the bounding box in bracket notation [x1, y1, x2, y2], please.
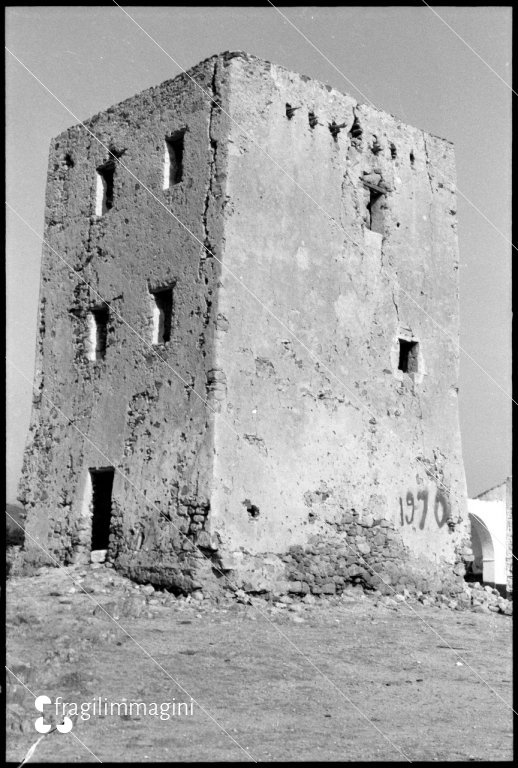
[6, 6, 512, 502]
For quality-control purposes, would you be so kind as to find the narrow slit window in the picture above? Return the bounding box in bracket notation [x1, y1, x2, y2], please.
[163, 131, 185, 189]
[398, 339, 419, 374]
[151, 286, 173, 344]
[87, 307, 109, 361]
[366, 187, 384, 235]
[89, 468, 114, 551]
[96, 162, 115, 215]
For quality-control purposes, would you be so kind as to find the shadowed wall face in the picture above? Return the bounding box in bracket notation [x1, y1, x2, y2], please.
[19, 56, 226, 590]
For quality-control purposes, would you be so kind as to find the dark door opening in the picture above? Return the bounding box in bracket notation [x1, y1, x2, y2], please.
[90, 468, 114, 550]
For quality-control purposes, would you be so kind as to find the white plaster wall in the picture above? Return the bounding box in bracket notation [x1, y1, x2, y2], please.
[468, 498, 507, 584]
[211, 54, 467, 564]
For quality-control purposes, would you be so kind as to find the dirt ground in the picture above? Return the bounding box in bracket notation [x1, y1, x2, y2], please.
[6, 563, 513, 763]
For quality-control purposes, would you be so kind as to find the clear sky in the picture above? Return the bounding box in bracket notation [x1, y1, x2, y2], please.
[5, 5, 512, 503]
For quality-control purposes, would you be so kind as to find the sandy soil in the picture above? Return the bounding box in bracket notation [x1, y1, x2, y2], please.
[6, 564, 513, 763]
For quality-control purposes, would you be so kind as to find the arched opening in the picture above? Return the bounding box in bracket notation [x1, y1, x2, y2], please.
[468, 512, 496, 585]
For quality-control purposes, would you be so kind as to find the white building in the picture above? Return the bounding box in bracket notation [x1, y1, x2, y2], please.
[468, 478, 512, 593]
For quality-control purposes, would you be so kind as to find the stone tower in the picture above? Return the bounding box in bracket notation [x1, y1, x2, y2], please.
[20, 52, 469, 597]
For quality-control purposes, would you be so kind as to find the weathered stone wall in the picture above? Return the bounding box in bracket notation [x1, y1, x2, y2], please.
[21, 51, 469, 597]
[218, 509, 468, 599]
[209, 53, 468, 592]
[20, 55, 230, 590]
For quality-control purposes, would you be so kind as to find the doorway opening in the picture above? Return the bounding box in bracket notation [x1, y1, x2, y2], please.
[90, 468, 114, 551]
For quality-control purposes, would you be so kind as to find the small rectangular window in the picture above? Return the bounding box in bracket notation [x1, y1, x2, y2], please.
[96, 162, 115, 215]
[398, 339, 419, 374]
[366, 186, 384, 235]
[163, 131, 185, 189]
[151, 286, 173, 344]
[87, 307, 109, 361]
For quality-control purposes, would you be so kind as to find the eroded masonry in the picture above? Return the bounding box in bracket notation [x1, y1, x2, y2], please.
[20, 52, 472, 597]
